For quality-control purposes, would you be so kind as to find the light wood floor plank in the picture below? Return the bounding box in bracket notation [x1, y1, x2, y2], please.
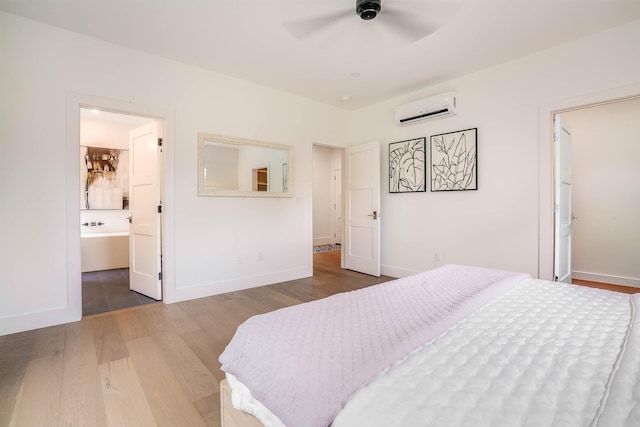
[132, 304, 186, 337]
[0, 331, 36, 427]
[91, 315, 129, 365]
[30, 324, 65, 360]
[99, 357, 157, 427]
[238, 286, 302, 313]
[192, 313, 235, 350]
[151, 331, 218, 402]
[59, 322, 108, 427]
[114, 309, 149, 341]
[9, 350, 64, 427]
[180, 329, 226, 384]
[212, 297, 259, 328]
[160, 304, 202, 334]
[174, 297, 221, 318]
[126, 336, 207, 427]
[194, 393, 220, 427]
[1, 253, 392, 427]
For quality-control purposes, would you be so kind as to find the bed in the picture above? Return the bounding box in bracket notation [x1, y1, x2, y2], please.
[218, 264, 640, 427]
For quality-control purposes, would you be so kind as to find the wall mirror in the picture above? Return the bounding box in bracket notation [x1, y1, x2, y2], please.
[198, 133, 293, 197]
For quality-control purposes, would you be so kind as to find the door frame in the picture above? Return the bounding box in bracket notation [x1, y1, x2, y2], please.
[538, 84, 640, 280]
[67, 92, 175, 319]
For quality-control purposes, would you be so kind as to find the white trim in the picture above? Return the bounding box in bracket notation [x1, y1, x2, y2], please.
[313, 237, 336, 246]
[380, 264, 414, 279]
[81, 232, 129, 238]
[165, 267, 309, 303]
[538, 83, 640, 280]
[1, 306, 79, 336]
[573, 271, 640, 289]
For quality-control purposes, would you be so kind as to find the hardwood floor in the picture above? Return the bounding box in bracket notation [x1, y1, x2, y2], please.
[572, 278, 638, 294]
[0, 250, 393, 427]
[2, 254, 636, 427]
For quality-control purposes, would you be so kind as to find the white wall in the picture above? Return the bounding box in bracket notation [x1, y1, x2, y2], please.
[2, 10, 640, 335]
[0, 11, 347, 335]
[562, 98, 640, 287]
[81, 116, 140, 150]
[344, 20, 640, 278]
[313, 145, 333, 245]
[312, 145, 343, 246]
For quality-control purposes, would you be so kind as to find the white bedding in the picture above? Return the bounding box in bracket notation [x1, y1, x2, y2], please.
[220, 265, 527, 427]
[226, 277, 639, 427]
[333, 278, 638, 426]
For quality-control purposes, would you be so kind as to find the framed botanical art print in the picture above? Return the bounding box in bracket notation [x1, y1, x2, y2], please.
[430, 128, 477, 192]
[389, 137, 426, 193]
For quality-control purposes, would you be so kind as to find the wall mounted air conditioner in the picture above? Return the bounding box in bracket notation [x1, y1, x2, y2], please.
[395, 91, 457, 126]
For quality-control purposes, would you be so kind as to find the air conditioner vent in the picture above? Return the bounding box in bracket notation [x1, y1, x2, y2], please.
[395, 91, 457, 126]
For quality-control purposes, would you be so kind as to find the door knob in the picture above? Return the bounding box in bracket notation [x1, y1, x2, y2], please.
[367, 211, 378, 220]
[127, 213, 132, 224]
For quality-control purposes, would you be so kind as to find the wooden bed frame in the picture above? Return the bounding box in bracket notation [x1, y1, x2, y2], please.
[220, 379, 264, 427]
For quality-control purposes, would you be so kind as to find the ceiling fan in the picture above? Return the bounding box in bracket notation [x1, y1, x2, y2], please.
[283, 0, 462, 43]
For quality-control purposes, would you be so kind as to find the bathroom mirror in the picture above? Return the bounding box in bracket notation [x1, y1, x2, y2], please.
[198, 133, 293, 197]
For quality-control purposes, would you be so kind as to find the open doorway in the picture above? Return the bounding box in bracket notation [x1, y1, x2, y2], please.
[312, 144, 343, 266]
[539, 85, 640, 282]
[80, 108, 164, 315]
[553, 97, 640, 289]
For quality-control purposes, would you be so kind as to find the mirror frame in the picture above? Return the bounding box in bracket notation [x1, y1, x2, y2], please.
[198, 133, 294, 197]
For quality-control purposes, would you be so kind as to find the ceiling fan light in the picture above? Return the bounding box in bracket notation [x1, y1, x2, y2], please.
[356, 0, 381, 21]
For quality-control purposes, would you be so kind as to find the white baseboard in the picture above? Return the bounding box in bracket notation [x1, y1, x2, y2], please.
[380, 264, 418, 279]
[573, 270, 640, 288]
[0, 306, 81, 336]
[313, 237, 337, 246]
[1, 267, 311, 335]
[164, 266, 311, 303]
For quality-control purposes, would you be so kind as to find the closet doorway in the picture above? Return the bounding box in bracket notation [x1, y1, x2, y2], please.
[80, 108, 163, 315]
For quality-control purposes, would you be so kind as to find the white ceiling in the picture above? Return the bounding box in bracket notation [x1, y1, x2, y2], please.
[2, 0, 639, 110]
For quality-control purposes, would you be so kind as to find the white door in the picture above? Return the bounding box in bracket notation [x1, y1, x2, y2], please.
[344, 141, 380, 276]
[554, 115, 572, 283]
[129, 122, 162, 300]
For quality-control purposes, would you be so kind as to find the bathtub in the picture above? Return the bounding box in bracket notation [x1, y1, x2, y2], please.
[81, 232, 130, 272]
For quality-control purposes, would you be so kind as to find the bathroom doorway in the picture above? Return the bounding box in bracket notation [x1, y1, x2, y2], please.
[80, 108, 163, 315]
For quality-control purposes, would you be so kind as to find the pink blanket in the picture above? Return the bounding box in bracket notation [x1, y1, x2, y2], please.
[219, 264, 529, 427]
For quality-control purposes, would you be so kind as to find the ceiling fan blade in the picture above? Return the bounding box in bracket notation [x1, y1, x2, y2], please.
[283, 9, 353, 40]
[379, 8, 441, 42]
